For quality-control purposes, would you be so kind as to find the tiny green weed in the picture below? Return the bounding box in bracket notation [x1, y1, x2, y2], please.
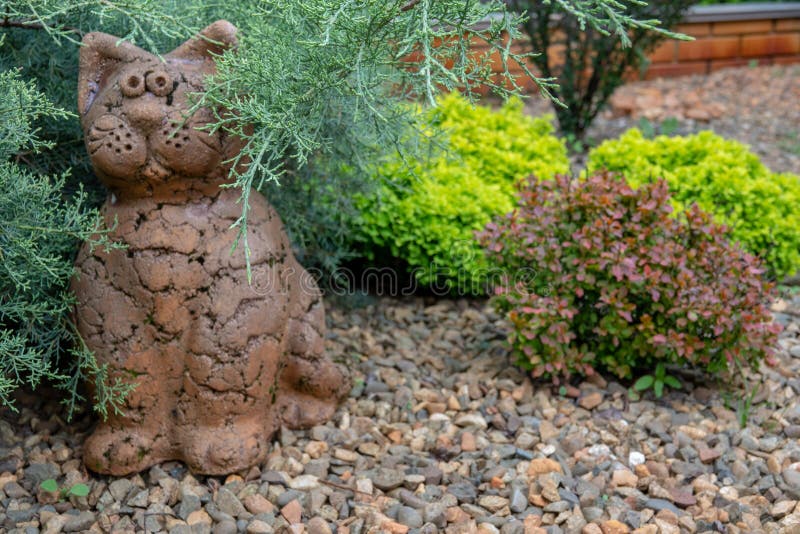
[633, 363, 682, 399]
[40, 479, 90, 500]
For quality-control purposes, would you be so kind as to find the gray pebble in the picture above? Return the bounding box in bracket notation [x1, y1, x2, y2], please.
[108, 479, 133, 501]
[372, 468, 405, 491]
[216, 488, 247, 518]
[276, 490, 304, 508]
[397, 506, 423, 528]
[3, 482, 30, 499]
[783, 468, 800, 488]
[582, 507, 604, 522]
[645, 498, 683, 515]
[212, 520, 237, 534]
[447, 481, 477, 503]
[543, 501, 570, 513]
[23, 463, 59, 486]
[510, 487, 527, 513]
[423, 503, 446, 528]
[179, 492, 201, 520]
[501, 521, 525, 534]
[62, 511, 95, 532]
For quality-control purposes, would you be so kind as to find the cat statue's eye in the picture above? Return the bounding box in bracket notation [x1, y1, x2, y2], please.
[146, 70, 173, 97]
[121, 74, 145, 98]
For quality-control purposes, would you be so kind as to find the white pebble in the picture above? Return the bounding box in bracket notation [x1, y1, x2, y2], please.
[629, 451, 646, 467]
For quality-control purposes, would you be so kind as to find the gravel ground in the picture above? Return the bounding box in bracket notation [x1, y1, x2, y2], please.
[4, 65, 800, 534]
[3, 292, 800, 534]
[524, 64, 800, 176]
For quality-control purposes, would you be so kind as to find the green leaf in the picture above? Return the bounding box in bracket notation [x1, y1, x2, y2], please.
[655, 363, 666, 380]
[68, 483, 90, 497]
[653, 381, 664, 398]
[40, 479, 58, 493]
[633, 375, 654, 391]
[663, 375, 682, 389]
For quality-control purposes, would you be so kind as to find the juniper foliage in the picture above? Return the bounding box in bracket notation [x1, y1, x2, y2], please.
[0, 0, 667, 412]
[0, 67, 130, 416]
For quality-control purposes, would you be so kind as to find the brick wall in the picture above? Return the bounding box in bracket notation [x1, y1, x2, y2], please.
[473, 5, 800, 87]
[647, 17, 800, 79]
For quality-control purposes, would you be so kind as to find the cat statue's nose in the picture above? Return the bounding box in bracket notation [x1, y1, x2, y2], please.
[124, 93, 164, 133]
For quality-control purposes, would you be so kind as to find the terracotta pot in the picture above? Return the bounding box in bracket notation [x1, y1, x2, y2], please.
[71, 21, 350, 476]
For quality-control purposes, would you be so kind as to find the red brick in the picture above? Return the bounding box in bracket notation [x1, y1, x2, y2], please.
[712, 20, 773, 36]
[644, 61, 708, 80]
[776, 19, 800, 32]
[774, 55, 800, 66]
[648, 41, 677, 63]
[676, 23, 711, 38]
[678, 37, 740, 61]
[742, 34, 800, 57]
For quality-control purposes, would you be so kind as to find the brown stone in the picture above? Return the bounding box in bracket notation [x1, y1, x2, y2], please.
[383, 521, 410, 534]
[461, 432, 477, 452]
[538, 420, 559, 441]
[600, 520, 630, 534]
[307, 517, 333, 534]
[446, 507, 472, 524]
[697, 443, 722, 464]
[281, 499, 303, 525]
[634, 464, 650, 478]
[528, 458, 562, 477]
[645, 461, 669, 479]
[528, 489, 547, 507]
[72, 21, 349, 476]
[578, 391, 604, 410]
[243, 494, 275, 515]
[611, 469, 638, 487]
[186, 510, 212, 526]
[669, 487, 697, 507]
[524, 515, 545, 534]
[655, 509, 678, 525]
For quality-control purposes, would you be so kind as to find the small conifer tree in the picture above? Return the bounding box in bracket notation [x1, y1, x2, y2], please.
[509, 0, 693, 140]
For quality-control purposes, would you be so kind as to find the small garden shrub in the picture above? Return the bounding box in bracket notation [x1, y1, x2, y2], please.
[355, 93, 569, 293]
[479, 172, 780, 380]
[588, 129, 800, 279]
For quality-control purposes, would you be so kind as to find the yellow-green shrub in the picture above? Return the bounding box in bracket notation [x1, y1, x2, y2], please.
[587, 129, 800, 278]
[355, 93, 569, 293]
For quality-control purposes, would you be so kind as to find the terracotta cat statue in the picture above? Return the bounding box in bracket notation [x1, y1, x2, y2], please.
[71, 21, 350, 476]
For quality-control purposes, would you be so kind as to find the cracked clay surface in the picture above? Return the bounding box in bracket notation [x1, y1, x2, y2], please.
[70, 21, 350, 476]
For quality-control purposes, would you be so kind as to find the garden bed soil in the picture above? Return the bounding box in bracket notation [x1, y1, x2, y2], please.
[524, 64, 800, 176]
[2, 293, 800, 533]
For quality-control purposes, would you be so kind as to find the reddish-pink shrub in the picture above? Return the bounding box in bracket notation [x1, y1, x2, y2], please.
[478, 172, 781, 380]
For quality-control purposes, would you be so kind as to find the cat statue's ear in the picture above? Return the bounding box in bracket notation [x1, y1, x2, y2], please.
[78, 33, 153, 117]
[167, 20, 237, 62]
